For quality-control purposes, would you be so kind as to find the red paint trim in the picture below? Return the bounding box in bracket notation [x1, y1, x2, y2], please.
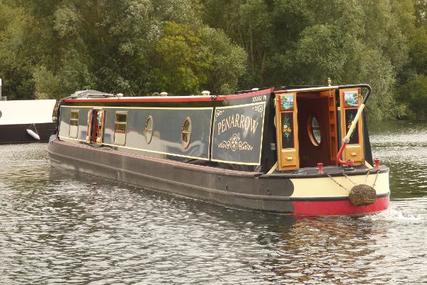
[292, 196, 389, 216]
[63, 88, 275, 104]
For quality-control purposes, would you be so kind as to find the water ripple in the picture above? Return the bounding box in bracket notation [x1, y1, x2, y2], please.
[0, 126, 426, 285]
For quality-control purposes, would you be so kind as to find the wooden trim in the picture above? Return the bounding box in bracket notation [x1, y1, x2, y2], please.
[86, 110, 92, 143]
[339, 88, 365, 165]
[275, 93, 299, 171]
[96, 110, 105, 144]
[320, 90, 338, 163]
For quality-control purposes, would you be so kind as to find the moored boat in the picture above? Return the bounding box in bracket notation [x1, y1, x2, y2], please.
[0, 99, 57, 144]
[48, 85, 390, 216]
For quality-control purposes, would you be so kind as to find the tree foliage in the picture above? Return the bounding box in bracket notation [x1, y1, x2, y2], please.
[0, 0, 426, 120]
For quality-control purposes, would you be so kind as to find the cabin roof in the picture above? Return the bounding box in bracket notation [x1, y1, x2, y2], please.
[63, 88, 275, 104]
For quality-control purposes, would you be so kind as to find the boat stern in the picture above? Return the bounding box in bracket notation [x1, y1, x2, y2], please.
[288, 166, 390, 216]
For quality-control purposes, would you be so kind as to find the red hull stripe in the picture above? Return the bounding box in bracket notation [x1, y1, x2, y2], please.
[292, 196, 390, 216]
[63, 88, 274, 104]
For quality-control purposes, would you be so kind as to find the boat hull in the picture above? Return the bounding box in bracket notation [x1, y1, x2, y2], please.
[0, 123, 56, 144]
[48, 139, 390, 216]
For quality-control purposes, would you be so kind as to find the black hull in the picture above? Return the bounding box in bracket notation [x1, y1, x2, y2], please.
[48, 139, 295, 213]
[0, 123, 56, 144]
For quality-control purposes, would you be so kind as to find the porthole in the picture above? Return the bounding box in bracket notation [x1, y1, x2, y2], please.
[144, 115, 154, 144]
[308, 115, 321, 146]
[181, 117, 192, 149]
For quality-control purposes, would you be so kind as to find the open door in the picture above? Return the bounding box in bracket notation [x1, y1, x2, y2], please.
[86, 108, 105, 144]
[339, 88, 365, 165]
[275, 92, 299, 171]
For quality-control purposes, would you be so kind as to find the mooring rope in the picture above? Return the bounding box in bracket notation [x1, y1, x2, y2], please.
[327, 173, 348, 191]
[33, 123, 39, 135]
[327, 168, 380, 193]
[364, 169, 370, 184]
[372, 169, 380, 188]
[343, 173, 358, 186]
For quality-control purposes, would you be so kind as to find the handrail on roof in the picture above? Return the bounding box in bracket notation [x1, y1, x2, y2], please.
[70, 90, 115, 98]
[280, 84, 372, 104]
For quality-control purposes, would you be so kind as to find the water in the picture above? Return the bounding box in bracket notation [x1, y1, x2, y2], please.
[0, 122, 426, 284]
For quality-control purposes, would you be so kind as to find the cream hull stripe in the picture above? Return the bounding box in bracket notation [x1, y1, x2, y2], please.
[290, 172, 390, 198]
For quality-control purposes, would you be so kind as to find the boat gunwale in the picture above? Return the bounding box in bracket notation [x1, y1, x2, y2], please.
[49, 139, 390, 203]
[52, 139, 262, 178]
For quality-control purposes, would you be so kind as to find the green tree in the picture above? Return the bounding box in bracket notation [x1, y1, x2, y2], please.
[149, 22, 246, 95]
[399, 74, 427, 120]
[0, 2, 35, 99]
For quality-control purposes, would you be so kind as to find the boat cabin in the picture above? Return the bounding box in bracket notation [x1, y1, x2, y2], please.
[57, 85, 371, 174]
[274, 86, 368, 171]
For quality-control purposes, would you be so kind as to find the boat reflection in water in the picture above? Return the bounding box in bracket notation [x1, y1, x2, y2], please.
[48, 85, 390, 216]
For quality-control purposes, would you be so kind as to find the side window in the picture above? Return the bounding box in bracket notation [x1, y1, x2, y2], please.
[69, 110, 79, 138]
[114, 111, 128, 145]
[339, 88, 365, 164]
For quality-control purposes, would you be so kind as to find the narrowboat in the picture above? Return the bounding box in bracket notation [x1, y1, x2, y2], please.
[48, 85, 390, 216]
[0, 99, 57, 144]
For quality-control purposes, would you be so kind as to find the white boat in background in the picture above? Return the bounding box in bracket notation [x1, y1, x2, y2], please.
[0, 99, 57, 144]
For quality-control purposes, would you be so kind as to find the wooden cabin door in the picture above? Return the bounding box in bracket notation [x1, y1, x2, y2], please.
[339, 88, 365, 165]
[86, 109, 105, 144]
[275, 92, 299, 170]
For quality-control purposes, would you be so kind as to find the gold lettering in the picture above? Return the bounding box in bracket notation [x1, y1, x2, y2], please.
[217, 112, 260, 136]
[226, 117, 231, 130]
[240, 115, 245, 129]
[251, 119, 258, 134]
[245, 117, 251, 131]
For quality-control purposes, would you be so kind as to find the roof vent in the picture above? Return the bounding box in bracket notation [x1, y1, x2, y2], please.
[201, 90, 211, 96]
[251, 88, 259, 91]
[160, 92, 168, 96]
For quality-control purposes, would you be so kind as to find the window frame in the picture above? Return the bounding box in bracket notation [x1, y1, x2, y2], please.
[114, 111, 128, 145]
[69, 109, 80, 138]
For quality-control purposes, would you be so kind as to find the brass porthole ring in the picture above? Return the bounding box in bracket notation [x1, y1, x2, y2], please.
[144, 115, 154, 144]
[181, 117, 192, 149]
[307, 114, 321, 147]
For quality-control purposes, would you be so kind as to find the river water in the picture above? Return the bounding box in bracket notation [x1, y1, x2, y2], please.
[0, 122, 426, 284]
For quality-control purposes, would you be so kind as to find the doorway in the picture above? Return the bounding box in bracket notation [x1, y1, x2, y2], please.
[87, 109, 105, 144]
[297, 93, 336, 167]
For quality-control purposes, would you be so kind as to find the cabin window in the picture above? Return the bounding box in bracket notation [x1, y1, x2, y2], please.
[345, 109, 360, 144]
[114, 111, 128, 145]
[144, 115, 154, 144]
[344, 91, 360, 144]
[181, 117, 192, 149]
[307, 115, 321, 146]
[69, 110, 79, 138]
